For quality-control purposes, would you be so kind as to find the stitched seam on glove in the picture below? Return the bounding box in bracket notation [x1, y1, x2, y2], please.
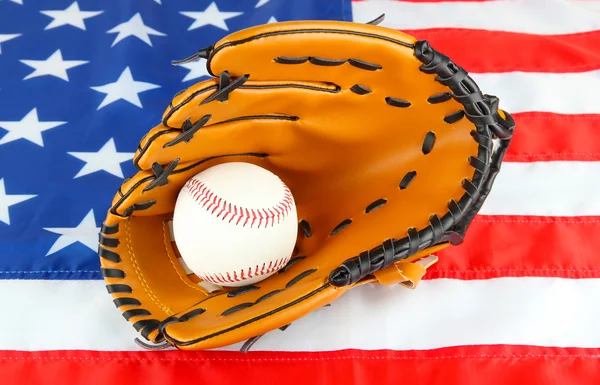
[162, 222, 204, 292]
[125, 220, 172, 316]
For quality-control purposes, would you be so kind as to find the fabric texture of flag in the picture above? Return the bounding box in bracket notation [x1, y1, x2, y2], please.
[1, 0, 599, 384]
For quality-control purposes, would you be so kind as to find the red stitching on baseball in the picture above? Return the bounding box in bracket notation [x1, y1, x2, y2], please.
[184, 178, 293, 229]
[198, 256, 291, 284]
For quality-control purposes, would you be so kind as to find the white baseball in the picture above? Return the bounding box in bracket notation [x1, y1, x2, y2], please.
[172, 162, 298, 287]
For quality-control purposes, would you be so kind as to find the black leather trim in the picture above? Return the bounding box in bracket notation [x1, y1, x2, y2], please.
[106, 284, 132, 294]
[330, 219, 352, 236]
[422, 131, 436, 154]
[299, 220, 311, 238]
[286, 269, 317, 288]
[278, 256, 306, 273]
[101, 268, 125, 278]
[365, 198, 387, 213]
[101, 223, 119, 235]
[113, 298, 141, 307]
[123, 309, 151, 320]
[228, 285, 260, 297]
[399, 171, 417, 190]
[98, 234, 119, 248]
[179, 308, 206, 322]
[98, 246, 120, 263]
[385, 97, 411, 108]
[221, 303, 254, 316]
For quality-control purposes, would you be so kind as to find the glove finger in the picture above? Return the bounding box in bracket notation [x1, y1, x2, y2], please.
[134, 79, 340, 172]
[207, 20, 417, 89]
[134, 75, 462, 172]
[135, 21, 480, 173]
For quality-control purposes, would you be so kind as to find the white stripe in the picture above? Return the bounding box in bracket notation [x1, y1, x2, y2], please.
[352, 0, 600, 35]
[0, 280, 141, 351]
[470, 70, 600, 115]
[1, 277, 600, 351]
[578, 0, 600, 12]
[480, 161, 600, 216]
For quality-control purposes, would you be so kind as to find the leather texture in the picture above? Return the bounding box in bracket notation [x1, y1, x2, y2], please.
[98, 19, 514, 351]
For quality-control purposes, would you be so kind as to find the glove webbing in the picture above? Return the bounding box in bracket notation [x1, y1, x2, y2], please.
[328, 41, 515, 287]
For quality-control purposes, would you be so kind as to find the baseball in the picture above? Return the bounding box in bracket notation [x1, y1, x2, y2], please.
[172, 162, 298, 287]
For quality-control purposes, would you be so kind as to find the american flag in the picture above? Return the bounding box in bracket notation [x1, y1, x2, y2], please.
[1, 0, 599, 383]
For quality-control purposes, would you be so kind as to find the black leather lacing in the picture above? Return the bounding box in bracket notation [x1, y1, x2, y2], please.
[222, 303, 254, 316]
[422, 131, 436, 154]
[278, 255, 306, 273]
[351, 84, 372, 95]
[385, 97, 411, 108]
[365, 198, 387, 213]
[98, 246, 120, 263]
[328, 40, 515, 287]
[171, 45, 213, 66]
[428, 93, 452, 104]
[299, 220, 312, 238]
[228, 285, 260, 297]
[101, 223, 118, 234]
[106, 284, 132, 294]
[143, 159, 180, 191]
[399, 171, 417, 189]
[113, 298, 140, 307]
[201, 74, 249, 105]
[164, 116, 211, 147]
[101, 268, 125, 278]
[134, 338, 171, 350]
[366, 14, 386, 26]
[121, 201, 156, 217]
[275, 56, 382, 71]
[158, 72, 248, 148]
[255, 289, 283, 303]
[330, 219, 352, 236]
[99, 234, 119, 248]
[444, 110, 465, 124]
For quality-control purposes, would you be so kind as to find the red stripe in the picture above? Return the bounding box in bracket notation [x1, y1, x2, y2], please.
[404, 29, 600, 73]
[432, 216, 600, 280]
[506, 113, 600, 162]
[2, 346, 599, 385]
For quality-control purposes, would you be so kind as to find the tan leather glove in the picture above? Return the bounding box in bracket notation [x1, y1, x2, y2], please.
[98, 18, 515, 351]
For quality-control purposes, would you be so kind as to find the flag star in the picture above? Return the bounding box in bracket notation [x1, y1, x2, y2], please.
[0, 179, 36, 225]
[68, 138, 135, 179]
[44, 209, 100, 256]
[20, 49, 88, 81]
[90, 67, 160, 110]
[181, 2, 243, 31]
[40, 1, 103, 31]
[0, 108, 67, 147]
[268, 16, 278, 23]
[9, 0, 23, 5]
[180, 58, 210, 82]
[255, 0, 271, 7]
[154, 0, 161, 3]
[0, 34, 20, 54]
[107, 12, 166, 47]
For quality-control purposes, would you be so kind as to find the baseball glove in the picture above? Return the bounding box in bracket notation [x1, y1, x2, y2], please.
[98, 17, 515, 351]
